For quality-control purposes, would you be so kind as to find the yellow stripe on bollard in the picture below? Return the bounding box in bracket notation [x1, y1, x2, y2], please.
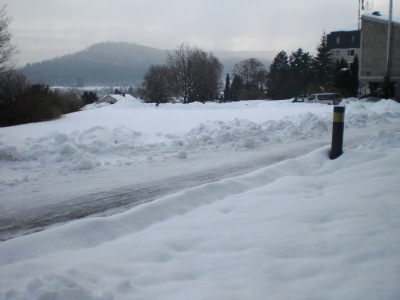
[333, 112, 344, 123]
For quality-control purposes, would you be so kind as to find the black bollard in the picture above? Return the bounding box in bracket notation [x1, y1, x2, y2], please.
[330, 106, 345, 160]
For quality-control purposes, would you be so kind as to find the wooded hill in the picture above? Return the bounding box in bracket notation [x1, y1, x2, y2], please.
[19, 42, 167, 87]
[18, 42, 274, 87]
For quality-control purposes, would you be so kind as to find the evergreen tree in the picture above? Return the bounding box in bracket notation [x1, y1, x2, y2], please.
[313, 31, 333, 91]
[382, 72, 395, 99]
[81, 91, 98, 104]
[333, 58, 345, 89]
[350, 55, 359, 97]
[266, 50, 290, 99]
[288, 48, 314, 96]
[333, 58, 353, 96]
[230, 75, 243, 101]
[223, 73, 231, 101]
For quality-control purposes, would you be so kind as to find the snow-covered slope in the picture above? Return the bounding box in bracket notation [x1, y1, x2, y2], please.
[0, 98, 399, 299]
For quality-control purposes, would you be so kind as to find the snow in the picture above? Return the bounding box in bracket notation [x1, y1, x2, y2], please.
[333, 22, 359, 32]
[98, 94, 138, 103]
[362, 13, 400, 25]
[0, 97, 400, 300]
[335, 13, 400, 32]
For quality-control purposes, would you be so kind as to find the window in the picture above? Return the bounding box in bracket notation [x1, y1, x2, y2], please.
[351, 36, 355, 43]
[332, 49, 340, 57]
[317, 94, 330, 100]
[336, 36, 341, 44]
[347, 49, 355, 56]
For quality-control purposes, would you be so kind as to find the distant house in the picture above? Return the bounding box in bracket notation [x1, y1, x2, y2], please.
[359, 13, 400, 99]
[327, 24, 361, 67]
[98, 93, 137, 104]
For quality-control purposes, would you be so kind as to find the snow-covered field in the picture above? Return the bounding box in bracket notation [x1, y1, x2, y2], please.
[0, 98, 400, 299]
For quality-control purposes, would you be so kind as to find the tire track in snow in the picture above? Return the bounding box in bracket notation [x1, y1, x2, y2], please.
[1, 123, 398, 242]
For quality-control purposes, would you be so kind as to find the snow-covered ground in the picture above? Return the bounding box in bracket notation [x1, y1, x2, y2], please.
[0, 98, 400, 299]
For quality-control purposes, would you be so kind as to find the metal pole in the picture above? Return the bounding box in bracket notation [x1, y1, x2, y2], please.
[386, 0, 393, 77]
[330, 106, 345, 160]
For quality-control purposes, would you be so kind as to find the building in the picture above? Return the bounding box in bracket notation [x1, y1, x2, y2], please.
[359, 13, 400, 99]
[98, 93, 138, 104]
[327, 25, 361, 68]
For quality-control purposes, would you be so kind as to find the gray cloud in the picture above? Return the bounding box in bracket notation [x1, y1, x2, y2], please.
[6, 0, 398, 66]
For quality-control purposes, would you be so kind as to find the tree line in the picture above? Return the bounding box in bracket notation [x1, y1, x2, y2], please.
[140, 33, 359, 104]
[265, 33, 359, 100]
[0, 71, 90, 126]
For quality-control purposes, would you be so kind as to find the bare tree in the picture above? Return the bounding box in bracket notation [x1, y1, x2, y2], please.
[189, 50, 222, 102]
[167, 43, 202, 103]
[0, 5, 17, 72]
[166, 43, 222, 103]
[232, 58, 266, 99]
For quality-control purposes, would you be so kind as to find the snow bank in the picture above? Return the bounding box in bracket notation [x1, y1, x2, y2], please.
[0, 129, 399, 300]
[0, 131, 100, 171]
[1, 99, 399, 189]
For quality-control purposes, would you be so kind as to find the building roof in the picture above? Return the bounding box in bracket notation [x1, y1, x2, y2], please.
[332, 23, 359, 33]
[107, 94, 137, 102]
[98, 94, 139, 104]
[362, 13, 400, 25]
[331, 13, 400, 34]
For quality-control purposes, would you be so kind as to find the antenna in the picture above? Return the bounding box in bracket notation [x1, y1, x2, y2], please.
[365, 1, 373, 13]
[358, 0, 373, 29]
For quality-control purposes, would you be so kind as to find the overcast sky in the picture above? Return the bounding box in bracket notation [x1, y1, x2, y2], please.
[6, 0, 399, 66]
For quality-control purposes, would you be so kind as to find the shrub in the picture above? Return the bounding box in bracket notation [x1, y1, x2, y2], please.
[81, 91, 98, 105]
[0, 72, 84, 127]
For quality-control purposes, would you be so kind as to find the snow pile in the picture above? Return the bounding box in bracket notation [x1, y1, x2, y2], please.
[181, 112, 329, 150]
[0, 132, 100, 171]
[344, 99, 399, 128]
[0, 128, 399, 300]
[1, 99, 399, 185]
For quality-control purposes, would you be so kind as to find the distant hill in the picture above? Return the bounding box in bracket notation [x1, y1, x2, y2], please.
[19, 42, 276, 87]
[19, 42, 167, 87]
